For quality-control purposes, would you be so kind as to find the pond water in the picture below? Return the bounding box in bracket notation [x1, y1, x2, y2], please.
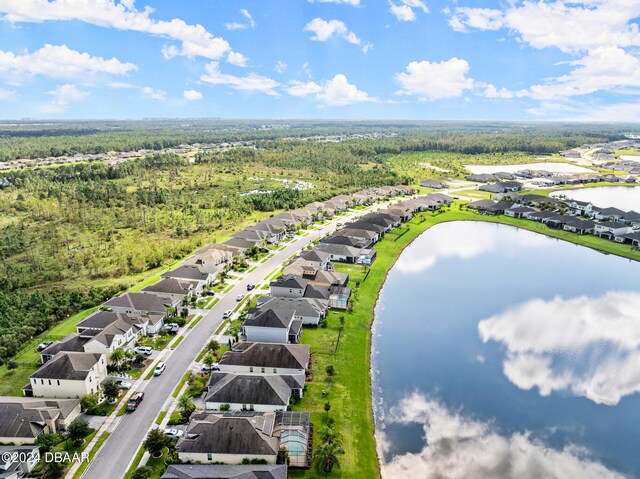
[465, 162, 593, 174]
[551, 186, 640, 212]
[372, 221, 640, 479]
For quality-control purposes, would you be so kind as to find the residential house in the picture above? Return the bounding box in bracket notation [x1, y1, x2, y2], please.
[161, 464, 287, 479]
[103, 293, 176, 331]
[142, 277, 198, 297]
[217, 342, 310, 380]
[76, 310, 162, 338]
[420, 179, 446, 189]
[594, 221, 633, 239]
[161, 265, 216, 286]
[478, 181, 523, 194]
[564, 219, 595, 235]
[314, 244, 361, 263]
[504, 206, 536, 218]
[26, 352, 107, 399]
[332, 227, 379, 245]
[467, 200, 510, 215]
[381, 205, 413, 222]
[269, 275, 309, 298]
[466, 173, 496, 182]
[591, 207, 627, 222]
[525, 210, 559, 222]
[176, 411, 310, 468]
[0, 445, 40, 477]
[0, 397, 81, 444]
[188, 245, 233, 265]
[565, 199, 594, 216]
[543, 215, 572, 229]
[256, 297, 327, 325]
[341, 220, 387, 236]
[222, 237, 255, 253]
[231, 229, 268, 248]
[242, 308, 302, 344]
[204, 373, 300, 412]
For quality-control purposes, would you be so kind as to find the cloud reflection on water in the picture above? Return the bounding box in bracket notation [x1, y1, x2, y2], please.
[381, 392, 625, 479]
[478, 291, 640, 405]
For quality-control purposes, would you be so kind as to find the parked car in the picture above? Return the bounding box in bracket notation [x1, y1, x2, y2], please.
[126, 392, 144, 412]
[164, 428, 184, 440]
[236, 294, 245, 302]
[37, 341, 53, 352]
[246, 284, 255, 291]
[164, 323, 179, 334]
[336, 222, 343, 226]
[223, 310, 233, 319]
[204, 290, 215, 296]
[116, 380, 132, 390]
[134, 346, 153, 355]
[154, 362, 166, 376]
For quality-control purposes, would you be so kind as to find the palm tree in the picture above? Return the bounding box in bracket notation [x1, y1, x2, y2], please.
[109, 348, 125, 371]
[319, 425, 342, 444]
[177, 393, 195, 419]
[315, 439, 345, 473]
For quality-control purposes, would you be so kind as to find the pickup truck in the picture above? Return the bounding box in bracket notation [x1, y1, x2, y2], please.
[126, 392, 144, 412]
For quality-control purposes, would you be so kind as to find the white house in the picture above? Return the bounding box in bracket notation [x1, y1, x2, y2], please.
[204, 373, 298, 412]
[256, 297, 326, 325]
[594, 221, 632, 240]
[0, 445, 40, 476]
[269, 275, 309, 298]
[242, 308, 302, 344]
[27, 352, 107, 399]
[217, 342, 310, 381]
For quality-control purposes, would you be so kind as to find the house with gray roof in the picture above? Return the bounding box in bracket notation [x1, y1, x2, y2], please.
[467, 200, 510, 215]
[217, 342, 310, 378]
[223, 237, 255, 252]
[0, 397, 81, 444]
[242, 308, 302, 344]
[143, 277, 198, 297]
[103, 292, 178, 324]
[504, 206, 536, 218]
[595, 221, 632, 239]
[255, 296, 327, 325]
[162, 265, 216, 286]
[269, 275, 309, 298]
[204, 373, 301, 412]
[76, 310, 163, 337]
[161, 464, 287, 479]
[27, 352, 107, 399]
[0, 444, 40, 477]
[563, 219, 595, 235]
[420, 179, 446, 189]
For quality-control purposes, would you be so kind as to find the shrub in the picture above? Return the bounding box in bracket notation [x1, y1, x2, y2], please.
[326, 365, 335, 376]
[131, 466, 152, 479]
[7, 359, 18, 370]
[36, 433, 62, 453]
[67, 418, 91, 446]
[80, 393, 99, 412]
[219, 404, 230, 411]
[143, 428, 168, 457]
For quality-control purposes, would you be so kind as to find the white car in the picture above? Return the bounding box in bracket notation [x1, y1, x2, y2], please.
[154, 362, 166, 376]
[236, 294, 245, 302]
[164, 428, 184, 439]
[115, 380, 132, 390]
[134, 346, 153, 355]
[223, 310, 233, 319]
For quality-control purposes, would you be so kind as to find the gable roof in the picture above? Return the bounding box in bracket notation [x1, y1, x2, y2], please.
[220, 342, 310, 370]
[76, 311, 154, 331]
[256, 297, 325, 318]
[30, 352, 102, 381]
[162, 265, 209, 281]
[40, 333, 89, 357]
[0, 398, 79, 439]
[143, 277, 196, 296]
[243, 308, 294, 329]
[104, 292, 174, 312]
[205, 374, 292, 406]
[270, 275, 309, 290]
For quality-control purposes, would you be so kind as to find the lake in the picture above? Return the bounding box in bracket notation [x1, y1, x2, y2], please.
[465, 162, 593, 174]
[372, 221, 640, 479]
[551, 186, 640, 212]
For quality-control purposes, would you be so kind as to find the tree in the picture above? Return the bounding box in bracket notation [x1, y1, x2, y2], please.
[7, 359, 17, 370]
[206, 339, 220, 355]
[67, 418, 91, 446]
[80, 393, 99, 412]
[203, 353, 216, 370]
[131, 467, 152, 479]
[133, 352, 146, 366]
[143, 428, 168, 457]
[177, 393, 195, 418]
[324, 401, 331, 415]
[36, 433, 62, 453]
[180, 308, 188, 319]
[277, 446, 290, 465]
[319, 425, 342, 444]
[109, 348, 125, 371]
[102, 378, 120, 403]
[315, 439, 345, 473]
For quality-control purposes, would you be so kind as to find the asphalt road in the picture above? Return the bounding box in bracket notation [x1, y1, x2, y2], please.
[81, 207, 375, 479]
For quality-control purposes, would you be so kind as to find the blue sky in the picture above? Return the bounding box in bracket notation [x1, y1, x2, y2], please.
[0, 0, 639, 120]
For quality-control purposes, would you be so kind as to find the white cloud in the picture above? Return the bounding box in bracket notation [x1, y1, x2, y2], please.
[200, 61, 280, 96]
[478, 291, 640, 405]
[560, 102, 640, 122]
[389, 0, 429, 22]
[285, 74, 377, 106]
[40, 83, 88, 113]
[449, 1, 640, 54]
[226, 51, 248, 67]
[0, 44, 136, 81]
[275, 61, 287, 74]
[382, 392, 626, 479]
[183, 89, 202, 101]
[308, 0, 360, 6]
[525, 47, 640, 100]
[0, 86, 15, 99]
[0, 0, 236, 61]
[395, 57, 475, 100]
[304, 18, 362, 46]
[225, 8, 255, 30]
[141, 86, 166, 101]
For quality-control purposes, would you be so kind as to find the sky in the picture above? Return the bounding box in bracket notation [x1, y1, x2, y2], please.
[0, 0, 639, 121]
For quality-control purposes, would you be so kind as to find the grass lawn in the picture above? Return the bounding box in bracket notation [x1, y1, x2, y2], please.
[188, 315, 203, 329]
[155, 410, 167, 425]
[171, 336, 184, 348]
[72, 431, 110, 479]
[291, 204, 640, 479]
[172, 372, 191, 398]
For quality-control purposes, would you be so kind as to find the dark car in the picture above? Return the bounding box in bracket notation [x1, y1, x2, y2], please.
[126, 392, 144, 412]
[37, 341, 54, 352]
[246, 284, 255, 291]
